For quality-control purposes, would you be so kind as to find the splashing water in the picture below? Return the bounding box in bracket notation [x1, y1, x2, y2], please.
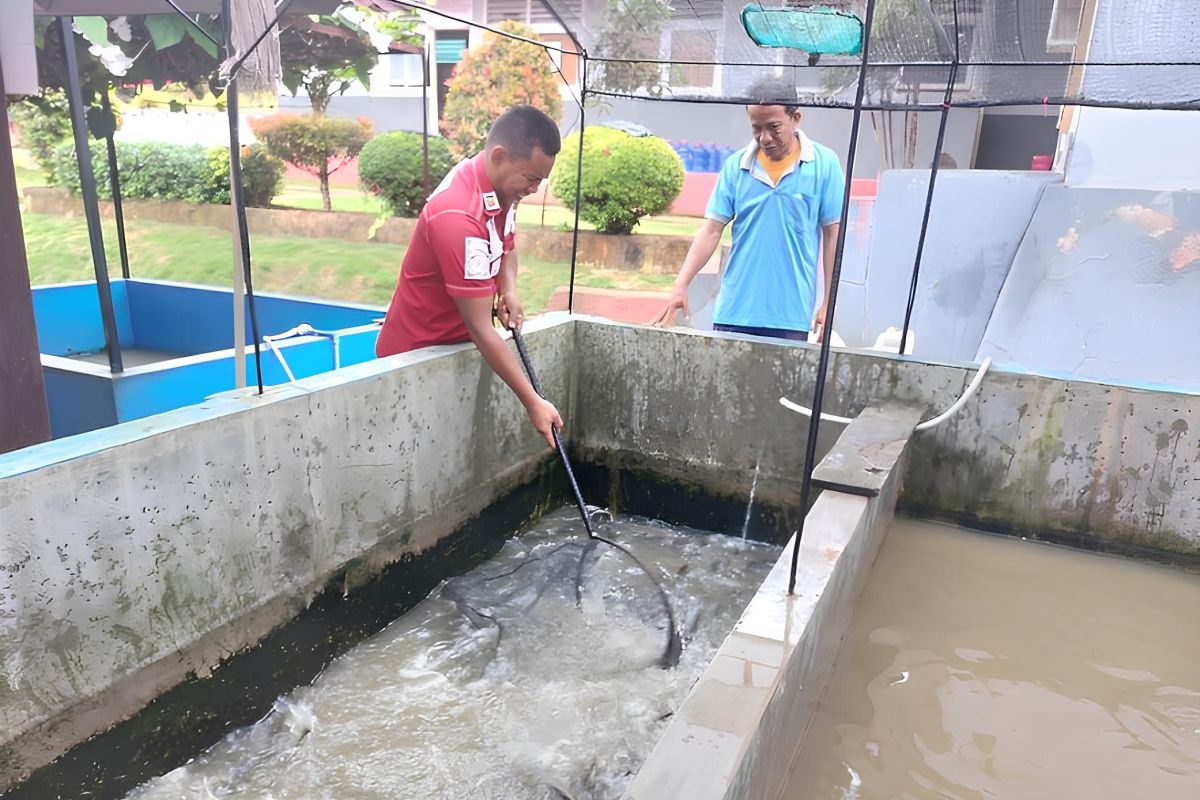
[741, 449, 763, 541]
[125, 508, 780, 800]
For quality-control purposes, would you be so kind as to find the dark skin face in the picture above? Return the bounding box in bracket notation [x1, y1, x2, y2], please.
[747, 104, 803, 162]
[484, 144, 556, 207]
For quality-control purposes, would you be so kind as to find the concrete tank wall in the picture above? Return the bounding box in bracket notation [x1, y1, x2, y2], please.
[4, 318, 1199, 789]
[0, 322, 574, 787]
[573, 321, 1200, 562]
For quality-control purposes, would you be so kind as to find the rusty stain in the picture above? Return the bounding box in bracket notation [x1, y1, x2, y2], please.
[1169, 233, 1200, 271]
[1113, 204, 1177, 238]
[1056, 226, 1079, 253]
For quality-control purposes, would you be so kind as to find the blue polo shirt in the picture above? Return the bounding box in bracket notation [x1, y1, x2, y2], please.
[707, 132, 845, 332]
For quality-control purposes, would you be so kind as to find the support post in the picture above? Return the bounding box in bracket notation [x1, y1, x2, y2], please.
[59, 15, 122, 373]
[0, 61, 52, 452]
[567, 54, 586, 314]
[788, 0, 877, 594]
[101, 92, 130, 279]
[222, 0, 264, 394]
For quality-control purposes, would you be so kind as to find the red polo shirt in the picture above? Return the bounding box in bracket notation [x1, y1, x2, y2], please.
[376, 154, 516, 356]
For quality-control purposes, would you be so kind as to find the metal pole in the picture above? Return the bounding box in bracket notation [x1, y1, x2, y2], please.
[567, 53, 586, 314]
[788, 0, 878, 595]
[101, 92, 130, 280]
[422, 44, 430, 197]
[222, 0, 265, 394]
[899, 0, 960, 357]
[59, 16, 123, 374]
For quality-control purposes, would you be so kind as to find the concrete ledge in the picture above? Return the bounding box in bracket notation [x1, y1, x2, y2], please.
[811, 402, 926, 497]
[624, 404, 910, 800]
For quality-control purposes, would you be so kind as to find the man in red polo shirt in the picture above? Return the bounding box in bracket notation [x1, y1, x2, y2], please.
[376, 105, 562, 448]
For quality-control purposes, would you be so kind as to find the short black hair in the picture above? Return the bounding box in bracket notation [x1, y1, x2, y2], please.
[746, 77, 800, 116]
[487, 105, 562, 159]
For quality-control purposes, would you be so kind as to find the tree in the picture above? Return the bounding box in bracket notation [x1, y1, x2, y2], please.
[250, 114, 372, 210]
[819, 0, 956, 169]
[590, 0, 671, 98]
[33, 14, 222, 104]
[278, 14, 377, 117]
[440, 21, 563, 161]
[22, 15, 222, 183]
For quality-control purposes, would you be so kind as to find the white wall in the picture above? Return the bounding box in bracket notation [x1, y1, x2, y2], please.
[1066, 107, 1200, 191]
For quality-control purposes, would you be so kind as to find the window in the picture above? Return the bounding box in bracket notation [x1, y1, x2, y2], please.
[485, 0, 556, 25]
[386, 52, 426, 87]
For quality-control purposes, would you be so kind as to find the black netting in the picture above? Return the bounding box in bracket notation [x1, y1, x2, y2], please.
[534, 0, 1200, 109]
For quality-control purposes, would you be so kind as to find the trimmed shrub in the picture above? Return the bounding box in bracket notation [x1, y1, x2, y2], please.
[550, 127, 685, 235]
[52, 139, 283, 207]
[54, 139, 209, 201]
[358, 132, 454, 217]
[195, 145, 286, 207]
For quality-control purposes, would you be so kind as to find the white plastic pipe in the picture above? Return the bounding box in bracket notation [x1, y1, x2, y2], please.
[264, 337, 297, 382]
[778, 396, 854, 424]
[778, 356, 993, 431]
[913, 357, 991, 431]
[262, 321, 348, 383]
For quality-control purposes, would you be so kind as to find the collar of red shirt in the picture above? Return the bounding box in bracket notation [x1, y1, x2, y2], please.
[471, 154, 505, 217]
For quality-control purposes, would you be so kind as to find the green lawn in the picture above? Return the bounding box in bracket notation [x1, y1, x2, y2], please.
[20, 213, 666, 314]
[14, 146, 681, 313]
[22, 213, 405, 305]
[273, 177, 386, 215]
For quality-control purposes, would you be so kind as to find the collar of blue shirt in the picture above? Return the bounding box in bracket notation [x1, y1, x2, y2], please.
[739, 130, 816, 186]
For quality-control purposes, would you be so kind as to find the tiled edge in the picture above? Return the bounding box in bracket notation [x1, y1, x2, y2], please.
[624, 408, 914, 800]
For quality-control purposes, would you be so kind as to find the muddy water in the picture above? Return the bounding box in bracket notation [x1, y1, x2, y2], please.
[124, 508, 779, 800]
[784, 518, 1200, 800]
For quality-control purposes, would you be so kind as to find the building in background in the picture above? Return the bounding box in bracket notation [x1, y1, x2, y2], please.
[299, 0, 1092, 176]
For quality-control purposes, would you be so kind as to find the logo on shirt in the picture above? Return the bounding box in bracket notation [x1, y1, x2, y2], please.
[482, 191, 500, 212]
[464, 236, 501, 280]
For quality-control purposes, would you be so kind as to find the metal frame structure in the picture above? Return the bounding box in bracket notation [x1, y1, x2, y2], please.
[7, 0, 1200, 588]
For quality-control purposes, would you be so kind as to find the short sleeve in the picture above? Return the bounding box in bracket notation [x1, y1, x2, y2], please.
[705, 156, 739, 224]
[818, 150, 846, 227]
[426, 210, 501, 298]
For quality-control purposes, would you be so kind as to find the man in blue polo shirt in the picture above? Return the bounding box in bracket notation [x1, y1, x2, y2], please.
[652, 78, 845, 342]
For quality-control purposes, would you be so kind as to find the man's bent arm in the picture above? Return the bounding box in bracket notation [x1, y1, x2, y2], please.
[453, 294, 559, 447]
[652, 218, 726, 326]
[677, 218, 727, 291]
[821, 222, 839, 310]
